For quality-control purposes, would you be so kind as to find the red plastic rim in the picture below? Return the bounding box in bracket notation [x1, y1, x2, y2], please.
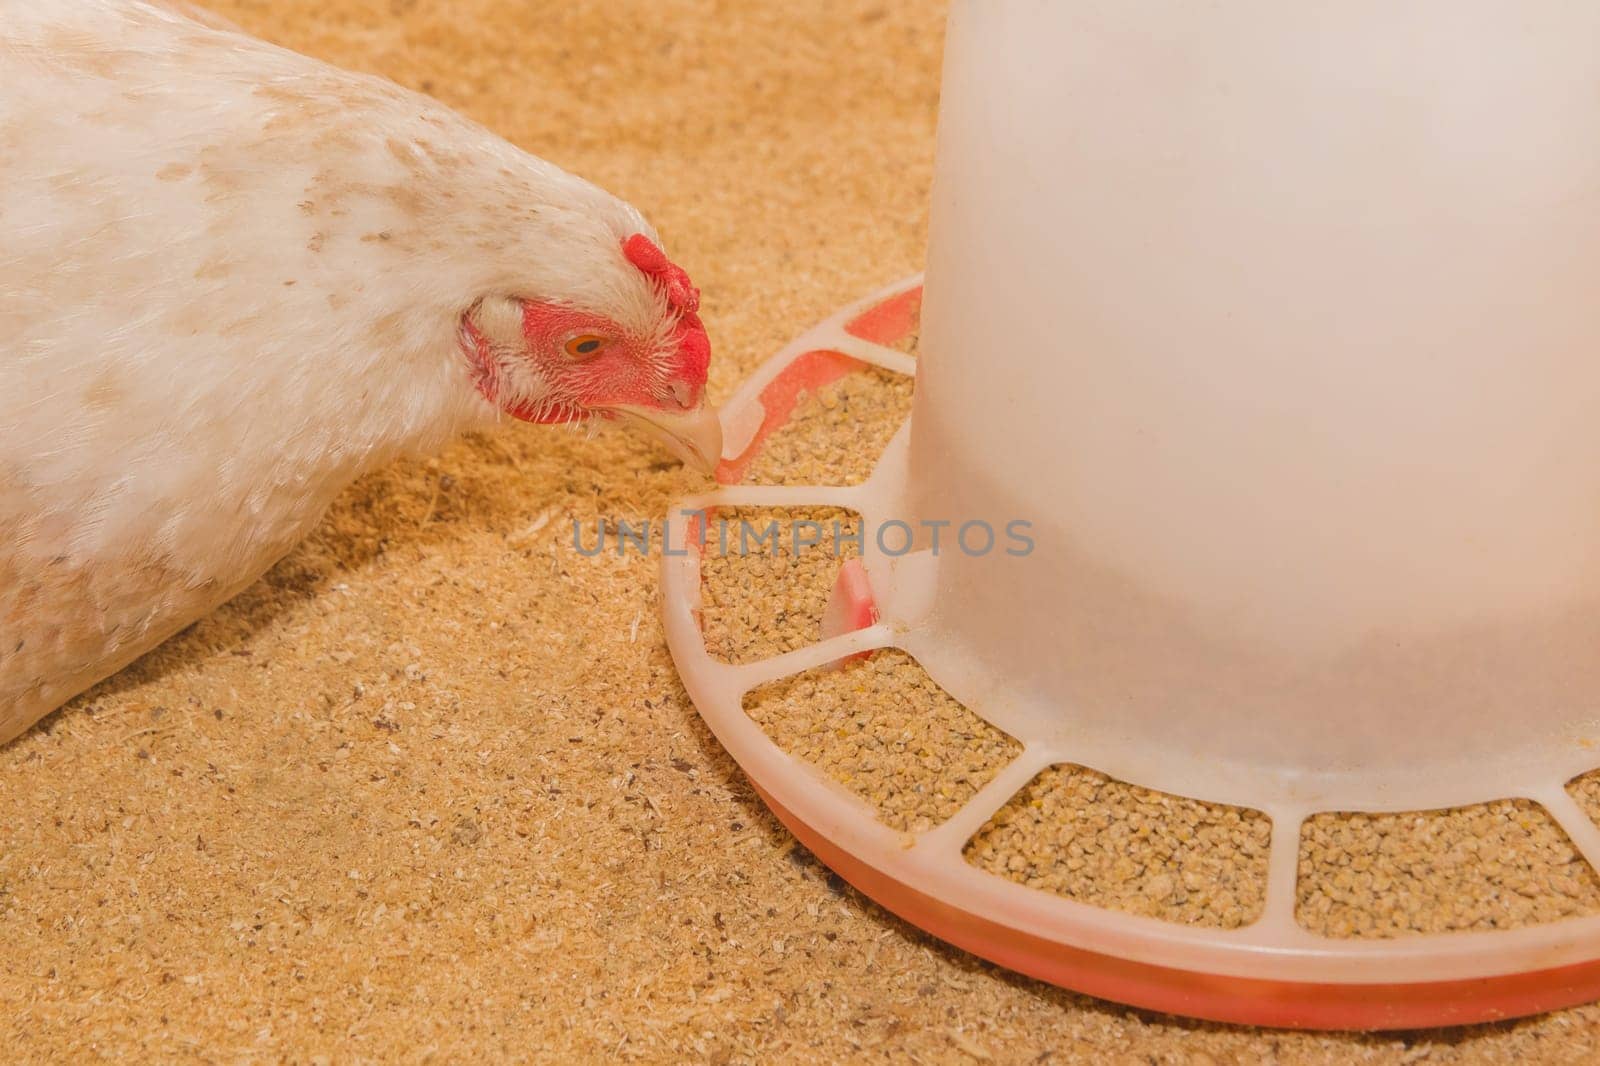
[755, 780, 1600, 1029]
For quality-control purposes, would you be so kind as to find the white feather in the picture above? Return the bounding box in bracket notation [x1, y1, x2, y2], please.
[0, 0, 663, 741]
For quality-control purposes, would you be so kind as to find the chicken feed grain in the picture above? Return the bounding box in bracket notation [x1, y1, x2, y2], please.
[964, 766, 1270, 929]
[742, 650, 1021, 834]
[741, 366, 913, 487]
[699, 507, 863, 665]
[1295, 800, 1600, 938]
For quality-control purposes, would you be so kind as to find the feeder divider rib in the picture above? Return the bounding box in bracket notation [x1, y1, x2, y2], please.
[1254, 808, 1309, 938]
[830, 333, 919, 377]
[727, 624, 899, 695]
[1527, 784, 1600, 881]
[915, 744, 1061, 858]
[700, 484, 865, 512]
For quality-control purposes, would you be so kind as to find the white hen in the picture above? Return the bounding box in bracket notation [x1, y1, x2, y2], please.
[0, 0, 721, 744]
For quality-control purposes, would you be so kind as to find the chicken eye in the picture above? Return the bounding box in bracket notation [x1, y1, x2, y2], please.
[564, 333, 607, 359]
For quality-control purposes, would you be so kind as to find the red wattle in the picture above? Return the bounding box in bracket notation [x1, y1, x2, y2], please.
[670, 312, 711, 392]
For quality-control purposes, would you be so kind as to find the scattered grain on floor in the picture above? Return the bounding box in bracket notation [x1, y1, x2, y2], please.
[1296, 800, 1600, 938]
[742, 649, 1020, 834]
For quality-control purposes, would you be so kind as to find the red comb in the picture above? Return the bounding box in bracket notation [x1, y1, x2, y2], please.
[623, 234, 700, 316]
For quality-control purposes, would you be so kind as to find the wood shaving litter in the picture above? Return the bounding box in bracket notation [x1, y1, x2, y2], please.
[963, 765, 1270, 929]
[741, 367, 914, 487]
[699, 507, 860, 664]
[741, 649, 1021, 834]
[1295, 801, 1600, 938]
[4, 0, 1600, 1060]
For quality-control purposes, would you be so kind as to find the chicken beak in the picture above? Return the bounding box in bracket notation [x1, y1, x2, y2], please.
[605, 401, 724, 475]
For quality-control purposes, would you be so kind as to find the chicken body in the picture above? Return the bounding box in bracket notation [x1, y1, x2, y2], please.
[1, 1, 716, 743]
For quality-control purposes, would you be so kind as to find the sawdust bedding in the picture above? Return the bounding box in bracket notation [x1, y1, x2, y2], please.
[9, 1, 1600, 1062]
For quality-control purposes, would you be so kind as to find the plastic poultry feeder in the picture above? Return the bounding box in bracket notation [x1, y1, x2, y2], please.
[663, 2, 1600, 1028]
